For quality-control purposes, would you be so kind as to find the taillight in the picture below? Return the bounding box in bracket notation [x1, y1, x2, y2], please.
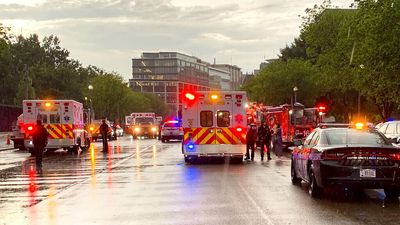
[322, 151, 345, 160]
[389, 153, 400, 161]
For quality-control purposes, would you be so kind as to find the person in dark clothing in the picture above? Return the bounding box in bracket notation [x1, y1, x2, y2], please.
[100, 119, 109, 152]
[32, 119, 48, 169]
[275, 123, 283, 159]
[245, 123, 257, 161]
[258, 122, 272, 161]
[265, 122, 272, 160]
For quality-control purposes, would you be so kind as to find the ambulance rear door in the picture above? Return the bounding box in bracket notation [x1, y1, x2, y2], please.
[35, 101, 64, 148]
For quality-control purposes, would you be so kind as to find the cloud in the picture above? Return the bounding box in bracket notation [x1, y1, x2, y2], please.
[0, 0, 355, 77]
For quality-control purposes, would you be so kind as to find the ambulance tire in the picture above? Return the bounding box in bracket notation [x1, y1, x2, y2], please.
[67, 146, 79, 154]
[230, 157, 243, 164]
[184, 156, 192, 164]
[28, 148, 36, 156]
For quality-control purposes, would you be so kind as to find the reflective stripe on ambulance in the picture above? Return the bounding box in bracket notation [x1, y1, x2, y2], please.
[45, 124, 74, 139]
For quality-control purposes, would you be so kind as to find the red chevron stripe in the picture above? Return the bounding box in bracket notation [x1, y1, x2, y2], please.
[205, 134, 215, 144]
[47, 124, 63, 139]
[55, 124, 66, 138]
[220, 129, 235, 144]
[195, 128, 212, 144]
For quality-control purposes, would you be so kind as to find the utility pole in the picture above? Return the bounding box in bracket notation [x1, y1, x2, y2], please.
[23, 64, 31, 99]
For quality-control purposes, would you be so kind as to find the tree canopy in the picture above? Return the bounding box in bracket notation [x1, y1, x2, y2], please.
[243, 0, 400, 122]
[0, 23, 170, 122]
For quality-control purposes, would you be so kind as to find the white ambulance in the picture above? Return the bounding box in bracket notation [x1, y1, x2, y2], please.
[23, 100, 90, 154]
[181, 91, 247, 163]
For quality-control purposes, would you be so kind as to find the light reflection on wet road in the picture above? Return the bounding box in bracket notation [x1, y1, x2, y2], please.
[0, 136, 399, 225]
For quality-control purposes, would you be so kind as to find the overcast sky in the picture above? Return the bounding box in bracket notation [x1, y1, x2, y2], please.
[0, 0, 354, 80]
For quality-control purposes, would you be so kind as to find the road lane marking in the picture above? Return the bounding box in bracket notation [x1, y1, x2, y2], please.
[237, 180, 275, 225]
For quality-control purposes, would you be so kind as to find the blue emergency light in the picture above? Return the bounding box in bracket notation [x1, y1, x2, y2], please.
[187, 143, 195, 151]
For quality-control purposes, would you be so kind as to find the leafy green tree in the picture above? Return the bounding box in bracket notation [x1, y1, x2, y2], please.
[351, 0, 400, 120]
[243, 60, 319, 106]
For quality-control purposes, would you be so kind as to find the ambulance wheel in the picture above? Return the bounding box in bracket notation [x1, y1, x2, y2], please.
[230, 157, 243, 164]
[184, 156, 191, 164]
[28, 148, 36, 156]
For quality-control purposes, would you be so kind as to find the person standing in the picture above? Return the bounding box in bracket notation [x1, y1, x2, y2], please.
[275, 123, 283, 159]
[245, 123, 257, 161]
[32, 119, 48, 169]
[262, 122, 272, 160]
[258, 122, 267, 161]
[100, 119, 109, 152]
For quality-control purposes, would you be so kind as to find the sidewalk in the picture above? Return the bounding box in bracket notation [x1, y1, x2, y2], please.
[0, 132, 16, 151]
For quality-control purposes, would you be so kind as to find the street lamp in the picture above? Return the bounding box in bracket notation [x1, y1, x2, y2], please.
[293, 86, 299, 139]
[293, 86, 298, 103]
[358, 64, 364, 117]
[88, 85, 94, 124]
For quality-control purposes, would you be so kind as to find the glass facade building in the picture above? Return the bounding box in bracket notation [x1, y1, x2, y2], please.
[129, 52, 211, 114]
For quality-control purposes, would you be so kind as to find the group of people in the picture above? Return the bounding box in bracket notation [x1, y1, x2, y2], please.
[245, 122, 283, 161]
[32, 118, 110, 171]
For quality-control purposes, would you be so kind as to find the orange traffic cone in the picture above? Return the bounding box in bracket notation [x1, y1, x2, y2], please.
[6, 135, 11, 145]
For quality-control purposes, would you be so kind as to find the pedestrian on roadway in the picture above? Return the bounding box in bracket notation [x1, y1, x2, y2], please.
[32, 119, 48, 170]
[245, 123, 257, 161]
[275, 123, 283, 159]
[259, 122, 272, 161]
[100, 119, 109, 152]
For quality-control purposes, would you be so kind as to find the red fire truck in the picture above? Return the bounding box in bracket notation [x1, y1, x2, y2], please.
[261, 103, 324, 147]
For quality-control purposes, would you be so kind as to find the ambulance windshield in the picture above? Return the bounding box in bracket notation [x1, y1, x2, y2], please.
[136, 117, 154, 125]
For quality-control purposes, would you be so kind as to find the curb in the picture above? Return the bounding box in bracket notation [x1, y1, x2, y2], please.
[0, 148, 16, 152]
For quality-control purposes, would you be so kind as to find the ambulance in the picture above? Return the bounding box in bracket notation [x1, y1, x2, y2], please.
[23, 100, 90, 154]
[181, 91, 247, 163]
[125, 112, 158, 138]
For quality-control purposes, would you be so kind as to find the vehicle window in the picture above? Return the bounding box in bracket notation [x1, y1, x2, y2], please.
[325, 129, 388, 145]
[135, 118, 154, 125]
[217, 111, 230, 127]
[303, 131, 316, 146]
[164, 122, 180, 128]
[50, 114, 60, 124]
[37, 114, 48, 123]
[386, 123, 396, 134]
[378, 124, 387, 133]
[200, 111, 213, 127]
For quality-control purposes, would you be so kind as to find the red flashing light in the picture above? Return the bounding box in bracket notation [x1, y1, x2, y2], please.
[179, 127, 183, 131]
[318, 106, 326, 111]
[185, 93, 195, 100]
[27, 126, 34, 131]
[236, 127, 243, 132]
[389, 153, 400, 161]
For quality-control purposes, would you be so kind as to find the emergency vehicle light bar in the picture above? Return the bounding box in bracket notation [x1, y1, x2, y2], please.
[185, 93, 195, 100]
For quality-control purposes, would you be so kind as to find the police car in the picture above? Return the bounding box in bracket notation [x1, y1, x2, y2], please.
[160, 120, 183, 142]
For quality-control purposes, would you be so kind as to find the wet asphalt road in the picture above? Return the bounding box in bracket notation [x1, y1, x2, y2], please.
[0, 136, 400, 225]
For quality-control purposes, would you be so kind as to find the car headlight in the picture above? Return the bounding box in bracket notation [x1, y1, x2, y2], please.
[151, 127, 157, 132]
[134, 127, 140, 132]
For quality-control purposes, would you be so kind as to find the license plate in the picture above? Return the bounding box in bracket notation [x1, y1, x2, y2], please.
[360, 169, 376, 178]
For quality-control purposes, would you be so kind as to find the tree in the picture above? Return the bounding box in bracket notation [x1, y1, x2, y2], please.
[351, 0, 400, 120]
[243, 60, 319, 107]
